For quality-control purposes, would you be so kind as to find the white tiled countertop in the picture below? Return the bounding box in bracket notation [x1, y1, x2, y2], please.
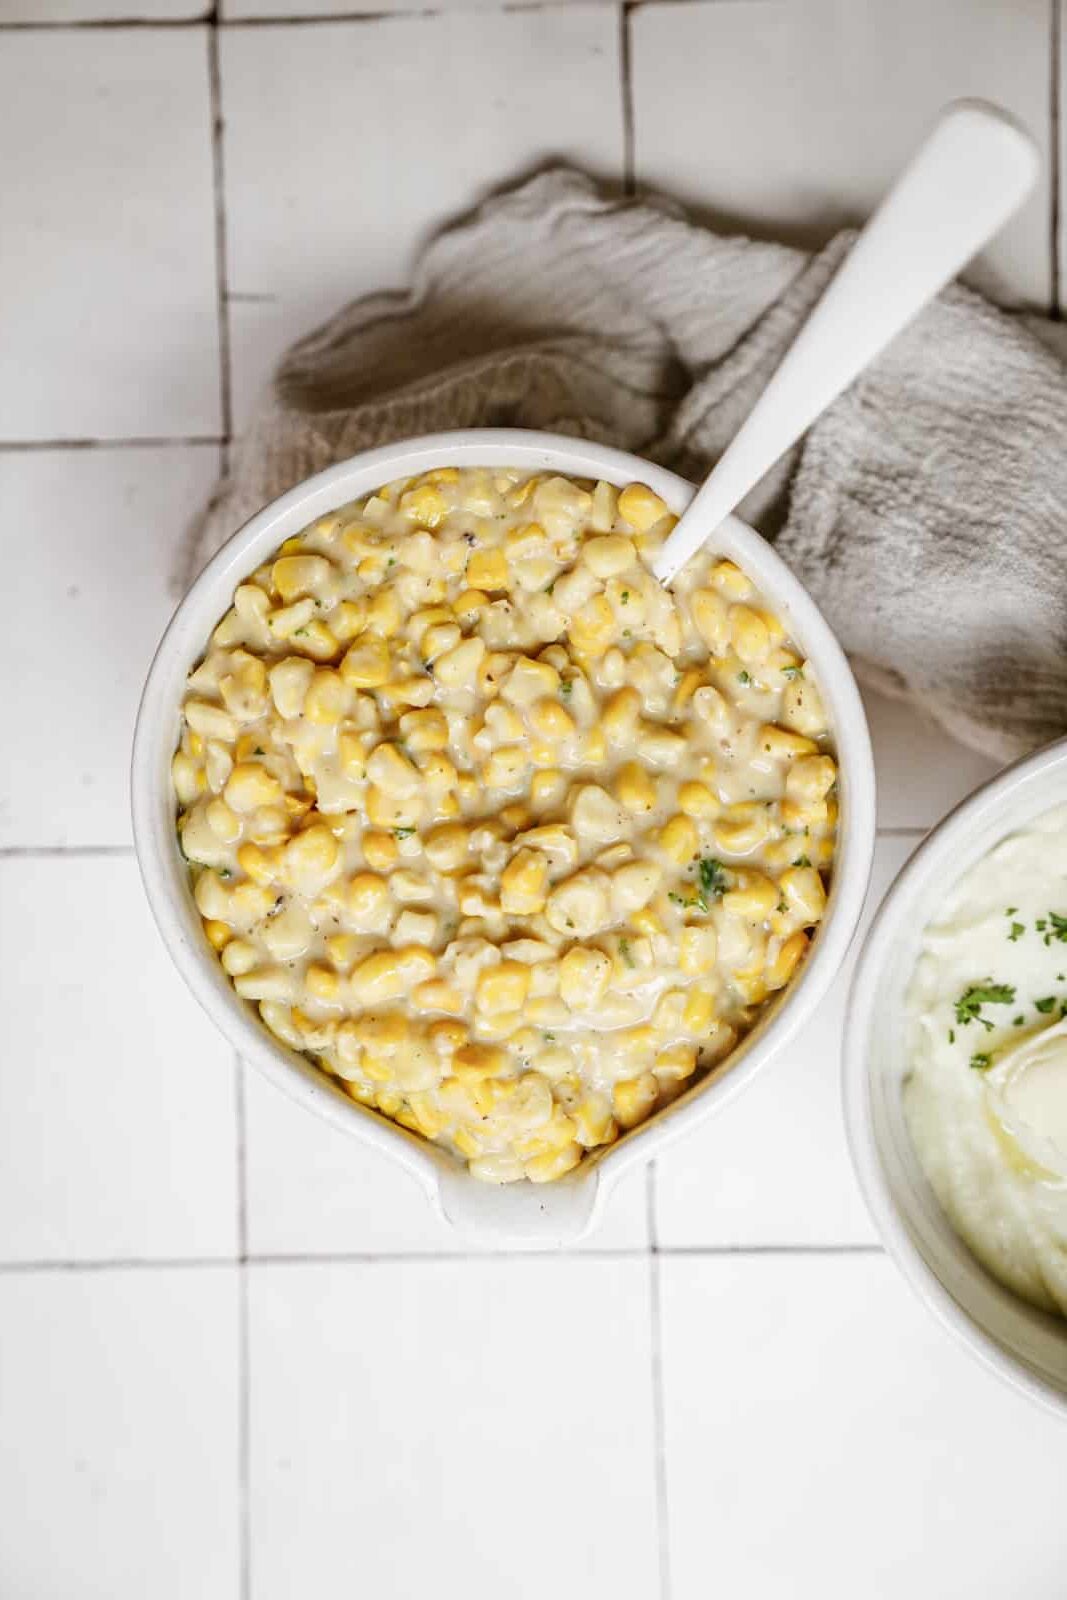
[1, 3, 1064, 1597]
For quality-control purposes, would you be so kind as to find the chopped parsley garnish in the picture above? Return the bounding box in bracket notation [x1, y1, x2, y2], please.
[560, 679, 573, 698]
[621, 591, 630, 604]
[738, 670, 751, 685]
[1048, 912, 1067, 942]
[1036, 919, 1047, 932]
[253, 746, 265, 756]
[948, 1029, 955, 1043]
[545, 580, 555, 595]
[618, 937, 635, 968]
[1008, 922, 1025, 942]
[669, 891, 707, 913]
[782, 665, 804, 680]
[1034, 996, 1057, 1014]
[970, 1053, 992, 1071]
[698, 856, 728, 899]
[1006, 907, 1018, 916]
[1014, 1016, 1024, 1026]
[293, 626, 309, 638]
[953, 981, 1016, 1031]
[793, 854, 811, 868]
[543, 1033, 555, 1043]
[394, 826, 416, 839]
[218, 868, 233, 880]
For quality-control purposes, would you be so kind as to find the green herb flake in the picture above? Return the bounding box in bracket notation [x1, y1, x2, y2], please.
[560, 679, 573, 698]
[619, 937, 635, 968]
[698, 857, 728, 899]
[1036, 919, 1048, 932]
[948, 1029, 955, 1044]
[1014, 1016, 1024, 1026]
[621, 591, 630, 605]
[793, 854, 812, 868]
[1035, 996, 1057, 1014]
[953, 981, 1016, 1031]
[1048, 912, 1067, 942]
[970, 1053, 992, 1071]
[782, 665, 804, 680]
[1008, 922, 1025, 942]
[1006, 907, 1018, 916]
[738, 670, 752, 685]
[218, 868, 233, 880]
[394, 826, 416, 840]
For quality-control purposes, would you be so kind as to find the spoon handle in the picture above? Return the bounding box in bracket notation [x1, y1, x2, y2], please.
[653, 100, 1039, 586]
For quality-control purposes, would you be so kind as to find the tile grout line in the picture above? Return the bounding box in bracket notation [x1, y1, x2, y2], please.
[1052, 0, 1062, 318]
[207, 12, 234, 465]
[234, 1052, 251, 1600]
[0, 435, 225, 452]
[0, 1241, 884, 1274]
[620, 1, 635, 197]
[0, 845, 136, 859]
[646, 1163, 672, 1600]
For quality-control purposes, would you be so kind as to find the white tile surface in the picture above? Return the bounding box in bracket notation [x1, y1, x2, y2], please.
[0, 0, 204, 17]
[248, 1257, 659, 1600]
[0, 1266, 238, 1600]
[0, 857, 237, 1263]
[220, 9, 624, 425]
[655, 835, 915, 1248]
[0, 446, 219, 849]
[862, 683, 1001, 830]
[0, 31, 220, 440]
[660, 1253, 1067, 1600]
[243, 1061, 649, 1254]
[632, 0, 1053, 310]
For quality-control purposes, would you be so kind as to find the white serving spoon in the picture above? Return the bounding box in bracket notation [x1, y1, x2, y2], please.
[653, 100, 1040, 586]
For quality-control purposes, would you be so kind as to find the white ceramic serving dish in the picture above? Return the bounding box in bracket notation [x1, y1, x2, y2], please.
[133, 429, 875, 1243]
[845, 738, 1067, 1416]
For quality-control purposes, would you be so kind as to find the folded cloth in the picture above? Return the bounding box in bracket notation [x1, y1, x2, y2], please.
[187, 167, 1067, 763]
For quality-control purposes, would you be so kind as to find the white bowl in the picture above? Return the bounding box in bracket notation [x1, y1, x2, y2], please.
[845, 739, 1067, 1415]
[133, 429, 875, 1244]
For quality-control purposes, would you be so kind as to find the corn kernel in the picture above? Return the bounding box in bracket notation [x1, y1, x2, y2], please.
[304, 669, 348, 725]
[280, 824, 341, 895]
[362, 830, 398, 871]
[767, 929, 809, 990]
[582, 534, 636, 577]
[412, 979, 465, 1015]
[656, 1043, 699, 1081]
[224, 762, 281, 814]
[306, 964, 342, 1004]
[614, 761, 656, 814]
[613, 1073, 659, 1129]
[673, 669, 702, 713]
[780, 866, 827, 926]
[710, 560, 754, 600]
[203, 918, 231, 951]
[399, 708, 448, 752]
[785, 755, 837, 804]
[714, 803, 772, 856]
[730, 604, 771, 664]
[722, 870, 778, 921]
[237, 841, 278, 886]
[559, 947, 611, 1009]
[340, 638, 391, 689]
[757, 723, 818, 761]
[618, 483, 669, 533]
[499, 848, 550, 915]
[350, 946, 435, 1006]
[679, 923, 717, 975]
[658, 814, 698, 865]
[683, 989, 715, 1033]
[271, 554, 332, 602]
[482, 746, 528, 790]
[475, 961, 531, 1016]
[366, 741, 420, 797]
[525, 1143, 582, 1183]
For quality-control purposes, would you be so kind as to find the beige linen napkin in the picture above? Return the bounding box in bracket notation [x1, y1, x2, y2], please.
[187, 167, 1067, 763]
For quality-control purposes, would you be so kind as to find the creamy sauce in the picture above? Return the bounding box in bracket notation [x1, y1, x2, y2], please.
[905, 803, 1067, 1316]
[172, 468, 837, 1183]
